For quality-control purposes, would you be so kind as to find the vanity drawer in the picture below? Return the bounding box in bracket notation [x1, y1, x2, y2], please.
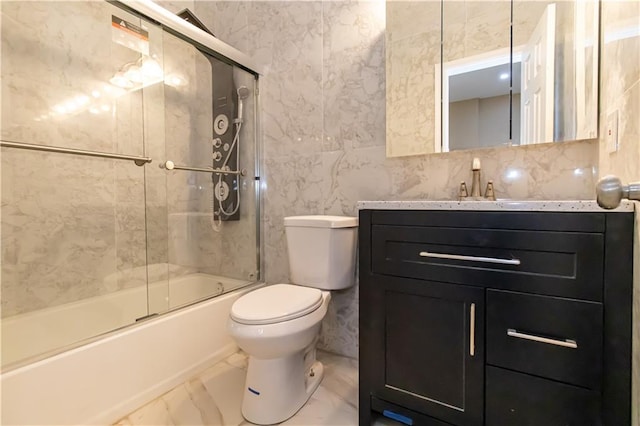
[487, 289, 602, 389]
[486, 366, 601, 426]
[370, 225, 604, 301]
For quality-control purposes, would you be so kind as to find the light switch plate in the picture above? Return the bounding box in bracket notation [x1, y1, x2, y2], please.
[606, 110, 619, 153]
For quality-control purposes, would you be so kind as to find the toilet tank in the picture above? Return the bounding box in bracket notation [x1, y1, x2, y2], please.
[284, 215, 358, 290]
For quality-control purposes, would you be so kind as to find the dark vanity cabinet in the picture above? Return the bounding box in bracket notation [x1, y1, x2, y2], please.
[359, 209, 634, 426]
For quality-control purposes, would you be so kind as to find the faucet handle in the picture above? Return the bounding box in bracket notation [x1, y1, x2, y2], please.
[484, 180, 496, 201]
[458, 181, 469, 201]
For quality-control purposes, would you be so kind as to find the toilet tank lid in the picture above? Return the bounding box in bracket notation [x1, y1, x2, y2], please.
[284, 215, 358, 228]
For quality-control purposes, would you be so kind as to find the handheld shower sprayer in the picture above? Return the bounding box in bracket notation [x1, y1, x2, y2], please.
[236, 86, 250, 124]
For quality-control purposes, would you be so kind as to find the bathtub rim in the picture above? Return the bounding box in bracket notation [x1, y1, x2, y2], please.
[1, 279, 262, 373]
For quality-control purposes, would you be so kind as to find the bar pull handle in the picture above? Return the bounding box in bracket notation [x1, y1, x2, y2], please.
[419, 251, 521, 266]
[470, 303, 476, 356]
[507, 329, 577, 349]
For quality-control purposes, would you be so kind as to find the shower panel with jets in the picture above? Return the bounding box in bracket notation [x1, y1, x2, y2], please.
[0, 0, 261, 370]
[209, 57, 247, 225]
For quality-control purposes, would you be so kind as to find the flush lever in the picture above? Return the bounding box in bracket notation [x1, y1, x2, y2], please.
[596, 175, 640, 209]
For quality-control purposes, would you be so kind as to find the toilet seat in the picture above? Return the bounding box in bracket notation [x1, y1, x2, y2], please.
[231, 284, 323, 325]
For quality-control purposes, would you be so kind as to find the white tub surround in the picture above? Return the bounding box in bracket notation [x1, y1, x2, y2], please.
[1, 283, 263, 426]
[357, 200, 635, 212]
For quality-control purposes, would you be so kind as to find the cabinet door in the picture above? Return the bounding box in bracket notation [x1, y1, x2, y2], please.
[368, 276, 485, 426]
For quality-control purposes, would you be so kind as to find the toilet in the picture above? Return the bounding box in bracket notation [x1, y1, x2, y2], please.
[228, 215, 358, 425]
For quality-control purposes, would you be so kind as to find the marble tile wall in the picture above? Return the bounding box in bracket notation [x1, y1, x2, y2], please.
[204, 0, 598, 359]
[596, 1, 640, 424]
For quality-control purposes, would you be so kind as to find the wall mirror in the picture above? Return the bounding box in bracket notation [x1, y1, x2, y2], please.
[386, 0, 599, 157]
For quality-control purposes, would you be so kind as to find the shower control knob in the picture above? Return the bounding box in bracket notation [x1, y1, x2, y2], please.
[215, 181, 230, 201]
[212, 138, 222, 148]
[223, 143, 230, 151]
[214, 114, 229, 135]
[213, 152, 222, 161]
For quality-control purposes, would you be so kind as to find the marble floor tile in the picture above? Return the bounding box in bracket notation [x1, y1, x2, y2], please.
[371, 415, 404, 426]
[116, 350, 358, 426]
[280, 386, 356, 426]
[126, 397, 175, 425]
[315, 351, 358, 409]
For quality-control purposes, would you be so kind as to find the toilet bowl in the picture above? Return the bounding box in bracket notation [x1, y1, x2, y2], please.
[227, 215, 358, 425]
[228, 285, 331, 424]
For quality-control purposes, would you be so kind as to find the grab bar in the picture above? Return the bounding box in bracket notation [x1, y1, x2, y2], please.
[419, 251, 521, 265]
[160, 160, 244, 175]
[0, 140, 152, 166]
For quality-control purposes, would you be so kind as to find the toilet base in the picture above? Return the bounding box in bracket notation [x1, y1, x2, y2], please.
[241, 353, 324, 425]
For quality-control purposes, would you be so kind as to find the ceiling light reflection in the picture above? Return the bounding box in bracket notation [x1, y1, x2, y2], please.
[505, 169, 521, 181]
[165, 74, 186, 87]
[41, 55, 162, 121]
[140, 57, 163, 79]
[123, 63, 144, 83]
[109, 72, 134, 89]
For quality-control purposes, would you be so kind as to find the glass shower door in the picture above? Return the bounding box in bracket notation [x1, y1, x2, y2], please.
[0, 1, 167, 368]
[0, 0, 260, 369]
[153, 29, 259, 312]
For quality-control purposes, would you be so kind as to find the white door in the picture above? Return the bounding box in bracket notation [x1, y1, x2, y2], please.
[521, 4, 556, 145]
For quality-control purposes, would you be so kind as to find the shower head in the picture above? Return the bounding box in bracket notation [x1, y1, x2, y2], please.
[236, 86, 250, 123]
[237, 86, 250, 100]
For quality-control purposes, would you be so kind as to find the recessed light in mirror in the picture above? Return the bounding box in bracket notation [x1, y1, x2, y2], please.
[499, 73, 509, 80]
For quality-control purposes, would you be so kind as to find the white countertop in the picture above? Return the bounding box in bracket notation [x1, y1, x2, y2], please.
[357, 200, 635, 212]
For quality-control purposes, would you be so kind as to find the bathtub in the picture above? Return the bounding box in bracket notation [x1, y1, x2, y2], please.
[2, 272, 251, 367]
[1, 277, 262, 425]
